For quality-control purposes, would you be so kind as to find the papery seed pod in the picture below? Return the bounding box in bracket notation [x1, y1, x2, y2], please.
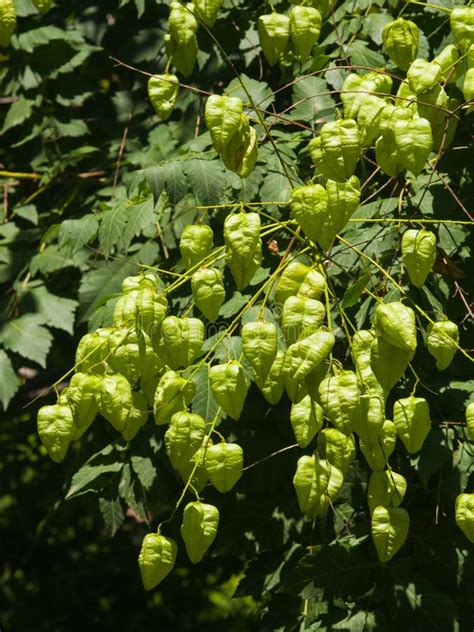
[367, 470, 407, 514]
[402, 229, 436, 287]
[165, 31, 198, 77]
[360, 419, 397, 471]
[393, 396, 431, 454]
[297, 267, 326, 300]
[160, 317, 204, 370]
[282, 296, 326, 345]
[235, 122, 258, 178]
[274, 260, 311, 307]
[290, 395, 324, 448]
[341, 71, 393, 120]
[95, 374, 134, 432]
[224, 212, 262, 289]
[319, 428, 356, 475]
[356, 95, 387, 146]
[37, 404, 76, 463]
[121, 392, 149, 442]
[320, 176, 361, 249]
[148, 74, 179, 120]
[450, 6, 474, 54]
[121, 273, 158, 293]
[407, 59, 443, 94]
[466, 402, 474, 441]
[351, 329, 385, 399]
[382, 18, 420, 71]
[397, 82, 449, 150]
[140, 345, 165, 406]
[353, 393, 385, 447]
[65, 372, 100, 433]
[169, 1, 199, 40]
[180, 501, 219, 563]
[165, 411, 206, 470]
[285, 373, 309, 404]
[242, 321, 278, 381]
[284, 330, 335, 381]
[289, 5, 322, 60]
[205, 95, 243, 154]
[75, 328, 113, 374]
[177, 443, 209, 492]
[205, 442, 243, 492]
[32, 0, 53, 13]
[208, 361, 248, 420]
[258, 12, 290, 66]
[290, 184, 328, 246]
[254, 350, 286, 405]
[318, 370, 360, 435]
[191, 267, 225, 321]
[308, 119, 361, 182]
[304, 362, 328, 400]
[374, 302, 417, 354]
[370, 336, 413, 395]
[179, 224, 214, 271]
[138, 533, 177, 591]
[433, 44, 461, 83]
[426, 320, 459, 370]
[193, 0, 223, 27]
[0, 0, 16, 47]
[455, 493, 474, 543]
[371, 506, 409, 562]
[153, 370, 196, 426]
[463, 68, 474, 108]
[293, 455, 344, 518]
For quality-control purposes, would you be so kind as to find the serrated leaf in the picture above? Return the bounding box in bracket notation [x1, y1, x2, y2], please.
[290, 76, 336, 124]
[119, 197, 156, 252]
[226, 74, 275, 111]
[341, 273, 370, 309]
[0, 350, 21, 409]
[2, 97, 34, 134]
[99, 493, 125, 537]
[58, 214, 99, 254]
[98, 203, 129, 256]
[67, 446, 124, 499]
[30, 286, 78, 334]
[131, 455, 156, 491]
[191, 365, 220, 421]
[0, 315, 52, 367]
[185, 159, 227, 206]
[78, 261, 136, 322]
[30, 245, 83, 275]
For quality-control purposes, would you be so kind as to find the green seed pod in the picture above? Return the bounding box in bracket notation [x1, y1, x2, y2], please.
[165, 31, 198, 77]
[242, 321, 278, 381]
[177, 443, 209, 492]
[95, 374, 134, 432]
[284, 331, 335, 381]
[367, 470, 407, 515]
[290, 394, 324, 448]
[374, 302, 417, 354]
[293, 455, 344, 518]
[108, 334, 144, 385]
[160, 317, 204, 370]
[180, 501, 219, 563]
[318, 370, 360, 435]
[282, 296, 326, 345]
[304, 361, 328, 400]
[219, 113, 258, 177]
[382, 18, 420, 71]
[153, 370, 196, 426]
[75, 329, 113, 374]
[360, 419, 397, 471]
[319, 428, 356, 476]
[169, 1, 199, 40]
[122, 273, 158, 293]
[179, 224, 214, 271]
[37, 404, 75, 463]
[407, 59, 443, 94]
[397, 82, 450, 150]
[393, 396, 431, 454]
[466, 402, 474, 441]
[320, 176, 361, 249]
[371, 506, 409, 562]
[351, 329, 385, 399]
[140, 345, 165, 406]
[224, 212, 262, 289]
[65, 372, 100, 433]
[426, 320, 459, 370]
[191, 267, 225, 321]
[289, 6, 322, 60]
[0, 0, 16, 47]
[165, 411, 206, 470]
[32, 0, 53, 12]
[370, 336, 413, 395]
[341, 72, 393, 120]
[356, 95, 387, 146]
[258, 13, 290, 66]
[205, 95, 243, 154]
[353, 393, 385, 447]
[285, 373, 309, 404]
[208, 361, 248, 420]
[148, 74, 179, 121]
[464, 68, 474, 108]
[255, 350, 286, 405]
[289, 0, 335, 18]
[193, 0, 223, 27]
[308, 119, 361, 182]
[205, 442, 243, 492]
[455, 493, 474, 543]
[297, 267, 326, 301]
[274, 260, 311, 307]
[235, 124, 258, 179]
[121, 392, 149, 442]
[433, 44, 461, 83]
[402, 229, 436, 288]
[450, 6, 474, 54]
[138, 533, 177, 591]
[290, 184, 328, 247]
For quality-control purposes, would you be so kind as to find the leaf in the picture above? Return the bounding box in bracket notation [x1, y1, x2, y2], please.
[341, 273, 370, 309]
[30, 286, 78, 334]
[30, 245, 83, 275]
[58, 214, 99, 254]
[14, 204, 38, 225]
[226, 74, 275, 111]
[2, 97, 34, 134]
[99, 493, 125, 537]
[98, 203, 129, 256]
[78, 262, 136, 322]
[0, 315, 52, 367]
[0, 350, 21, 409]
[184, 159, 227, 206]
[260, 170, 292, 206]
[66, 446, 124, 499]
[131, 455, 156, 491]
[348, 41, 385, 68]
[119, 197, 156, 252]
[290, 76, 336, 124]
[145, 162, 188, 205]
[191, 365, 220, 421]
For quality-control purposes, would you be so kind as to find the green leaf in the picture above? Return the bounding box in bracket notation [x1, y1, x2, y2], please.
[184, 159, 227, 206]
[0, 315, 52, 367]
[191, 365, 220, 421]
[226, 74, 275, 111]
[29, 286, 78, 334]
[2, 97, 34, 134]
[0, 350, 21, 409]
[30, 245, 86, 275]
[119, 197, 156, 252]
[131, 455, 156, 491]
[66, 446, 124, 499]
[99, 493, 125, 537]
[290, 76, 336, 124]
[98, 203, 129, 256]
[58, 214, 99, 254]
[78, 262, 136, 322]
[341, 273, 370, 309]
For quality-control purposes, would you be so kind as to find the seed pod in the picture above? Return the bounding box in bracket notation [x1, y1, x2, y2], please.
[455, 493, 474, 543]
[285, 373, 309, 404]
[402, 229, 436, 288]
[318, 370, 360, 435]
[218, 113, 258, 177]
[351, 329, 385, 399]
[75, 329, 112, 374]
[180, 501, 219, 563]
[165, 31, 198, 77]
[65, 373, 100, 433]
[321, 176, 361, 249]
[289, 0, 335, 18]
[371, 506, 409, 562]
[0, 0, 16, 47]
[194, 0, 223, 27]
[148, 74, 179, 121]
[224, 212, 262, 289]
[341, 71, 393, 120]
[374, 302, 417, 354]
[284, 330, 335, 381]
[356, 95, 387, 146]
[255, 350, 286, 405]
[165, 411, 206, 470]
[426, 320, 459, 370]
[353, 393, 385, 447]
[209, 361, 248, 420]
[297, 267, 326, 301]
[235, 124, 258, 178]
[32, 0, 53, 12]
[242, 321, 278, 381]
[382, 18, 419, 71]
[37, 404, 75, 463]
[205, 442, 243, 492]
[140, 345, 165, 406]
[282, 296, 326, 345]
[293, 455, 344, 518]
[464, 68, 474, 108]
[274, 260, 311, 307]
[304, 362, 328, 400]
[450, 6, 474, 54]
[108, 334, 143, 385]
[290, 184, 328, 247]
[319, 428, 356, 475]
[397, 82, 449, 150]
[466, 402, 474, 441]
[433, 44, 461, 83]
[177, 443, 209, 492]
[370, 336, 413, 395]
[360, 419, 397, 471]
[289, 6, 322, 60]
[205, 95, 243, 154]
[290, 395, 324, 448]
[367, 470, 407, 515]
[153, 370, 196, 426]
[258, 13, 290, 66]
[121, 392, 149, 442]
[169, 1, 199, 40]
[407, 59, 443, 94]
[192, 267, 225, 321]
[376, 112, 433, 176]
[393, 396, 431, 454]
[138, 533, 177, 591]
[95, 374, 134, 432]
[308, 119, 361, 182]
[160, 317, 204, 370]
[179, 224, 214, 271]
